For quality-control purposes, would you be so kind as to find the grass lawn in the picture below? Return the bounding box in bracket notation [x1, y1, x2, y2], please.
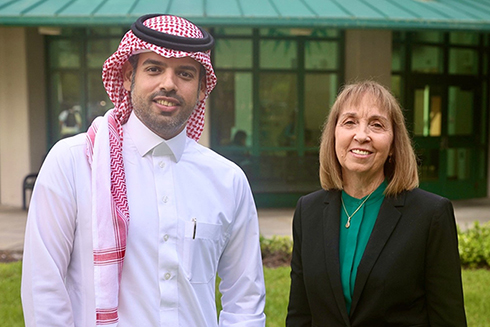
[0, 261, 22, 327]
[462, 269, 490, 327]
[2, 261, 489, 327]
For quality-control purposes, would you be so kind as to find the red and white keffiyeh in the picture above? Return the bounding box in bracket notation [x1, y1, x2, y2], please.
[85, 15, 217, 326]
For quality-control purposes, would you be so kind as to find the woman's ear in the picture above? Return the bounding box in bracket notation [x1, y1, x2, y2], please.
[122, 61, 134, 92]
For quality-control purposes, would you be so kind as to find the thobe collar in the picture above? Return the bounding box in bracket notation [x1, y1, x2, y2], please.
[125, 111, 186, 162]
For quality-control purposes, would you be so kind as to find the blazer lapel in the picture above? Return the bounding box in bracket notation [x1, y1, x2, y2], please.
[349, 193, 405, 314]
[323, 191, 351, 326]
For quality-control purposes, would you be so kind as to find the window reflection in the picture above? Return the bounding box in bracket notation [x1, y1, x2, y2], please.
[51, 72, 81, 139]
[47, 29, 122, 143]
[412, 31, 443, 43]
[305, 73, 336, 148]
[215, 39, 252, 69]
[212, 72, 253, 147]
[210, 28, 340, 198]
[259, 73, 297, 147]
[414, 86, 441, 137]
[411, 46, 443, 73]
[391, 75, 402, 102]
[260, 40, 297, 69]
[417, 148, 439, 181]
[251, 152, 320, 193]
[87, 71, 112, 124]
[87, 39, 120, 68]
[450, 32, 479, 46]
[448, 86, 473, 135]
[447, 148, 471, 180]
[305, 41, 338, 70]
[49, 40, 81, 68]
[391, 43, 403, 72]
[449, 49, 478, 75]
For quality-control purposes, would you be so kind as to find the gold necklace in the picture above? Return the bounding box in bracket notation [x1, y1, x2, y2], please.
[341, 191, 374, 229]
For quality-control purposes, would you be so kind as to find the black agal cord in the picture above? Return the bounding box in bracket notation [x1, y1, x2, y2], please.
[131, 14, 214, 52]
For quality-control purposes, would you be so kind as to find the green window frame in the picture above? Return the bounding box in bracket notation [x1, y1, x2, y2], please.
[46, 27, 126, 145]
[392, 31, 490, 199]
[210, 27, 343, 207]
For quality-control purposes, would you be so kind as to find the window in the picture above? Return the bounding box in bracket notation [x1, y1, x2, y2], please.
[211, 28, 342, 199]
[392, 31, 489, 199]
[46, 29, 125, 144]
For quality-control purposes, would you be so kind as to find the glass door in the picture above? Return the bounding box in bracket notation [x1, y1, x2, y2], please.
[408, 76, 485, 199]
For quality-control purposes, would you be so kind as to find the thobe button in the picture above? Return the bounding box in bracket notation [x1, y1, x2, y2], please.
[163, 234, 169, 241]
[162, 196, 169, 203]
[164, 273, 171, 280]
[159, 161, 165, 168]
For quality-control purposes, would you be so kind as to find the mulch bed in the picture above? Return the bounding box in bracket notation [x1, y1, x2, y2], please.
[0, 250, 23, 263]
[1, 250, 291, 268]
[262, 252, 292, 268]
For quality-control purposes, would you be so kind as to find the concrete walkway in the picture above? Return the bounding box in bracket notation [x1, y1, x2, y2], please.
[1, 198, 490, 251]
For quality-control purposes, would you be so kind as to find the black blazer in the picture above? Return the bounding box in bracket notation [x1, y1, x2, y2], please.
[286, 188, 467, 327]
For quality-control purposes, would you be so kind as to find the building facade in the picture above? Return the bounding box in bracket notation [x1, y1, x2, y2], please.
[1, 0, 490, 207]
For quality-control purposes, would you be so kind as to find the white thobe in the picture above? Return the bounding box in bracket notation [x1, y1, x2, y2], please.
[21, 112, 266, 326]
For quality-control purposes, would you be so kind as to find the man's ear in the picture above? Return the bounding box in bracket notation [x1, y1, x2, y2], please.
[122, 61, 134, 92]
[198, 78, 206, 102]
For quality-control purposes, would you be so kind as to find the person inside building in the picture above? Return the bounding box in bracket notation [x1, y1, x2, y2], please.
[286, 80, 466, 326]
[58, 104, 82, 138]
[21, 14, 265, 327]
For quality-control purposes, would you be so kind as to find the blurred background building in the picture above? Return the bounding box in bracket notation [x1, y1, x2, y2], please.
[1, 0, 490, 207]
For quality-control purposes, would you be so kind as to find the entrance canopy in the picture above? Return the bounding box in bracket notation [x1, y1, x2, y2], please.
[1, 0, 490, 30]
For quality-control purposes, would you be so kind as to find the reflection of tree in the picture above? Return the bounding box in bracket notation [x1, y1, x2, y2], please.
[259, 74, 297, 147]
[264, 28, 335, 64]
[278, 112, 296, 147]
[87, 71, 113, 124]
[213, 72, 236, 144]
[54, 40, 81, 68]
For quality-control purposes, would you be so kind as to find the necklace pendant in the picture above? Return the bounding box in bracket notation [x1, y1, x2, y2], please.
[341, 190, 374, 229]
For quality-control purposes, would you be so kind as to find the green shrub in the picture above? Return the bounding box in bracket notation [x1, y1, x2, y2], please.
[458, 221, 490, 269]
[258, 222, 490, 269]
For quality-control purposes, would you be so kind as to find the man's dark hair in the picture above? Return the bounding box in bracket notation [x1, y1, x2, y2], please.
[128, 54, 140, 70]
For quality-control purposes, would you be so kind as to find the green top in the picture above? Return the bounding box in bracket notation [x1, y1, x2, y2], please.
[339, 181, 387, 314]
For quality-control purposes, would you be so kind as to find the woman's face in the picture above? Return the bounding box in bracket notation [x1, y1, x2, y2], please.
[334, 94, 394, 182]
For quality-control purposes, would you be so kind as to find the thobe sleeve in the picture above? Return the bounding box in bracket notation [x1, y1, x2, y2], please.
[216, 172, 266, 326]
[21, 141, 78, 327]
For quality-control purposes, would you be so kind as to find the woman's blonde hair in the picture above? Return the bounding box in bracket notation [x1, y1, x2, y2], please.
[319, 80, 419, 196]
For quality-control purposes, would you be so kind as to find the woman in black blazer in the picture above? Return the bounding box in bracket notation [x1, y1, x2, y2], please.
[286, 81, 467, 326]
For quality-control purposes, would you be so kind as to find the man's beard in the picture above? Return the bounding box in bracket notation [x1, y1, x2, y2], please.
[130, 84, 201, 139]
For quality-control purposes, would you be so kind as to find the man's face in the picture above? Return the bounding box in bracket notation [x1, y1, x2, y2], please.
[123, 52, 206, 139]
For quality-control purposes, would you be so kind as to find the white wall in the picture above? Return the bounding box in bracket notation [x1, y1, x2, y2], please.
[344, 29, 392, 88]
[198, 99, 210, 147]
[25, 28, 47, 172]
[0, 27, 46, 206]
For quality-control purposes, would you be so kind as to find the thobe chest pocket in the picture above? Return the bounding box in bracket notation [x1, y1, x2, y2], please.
[183, 219, 222, 283]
